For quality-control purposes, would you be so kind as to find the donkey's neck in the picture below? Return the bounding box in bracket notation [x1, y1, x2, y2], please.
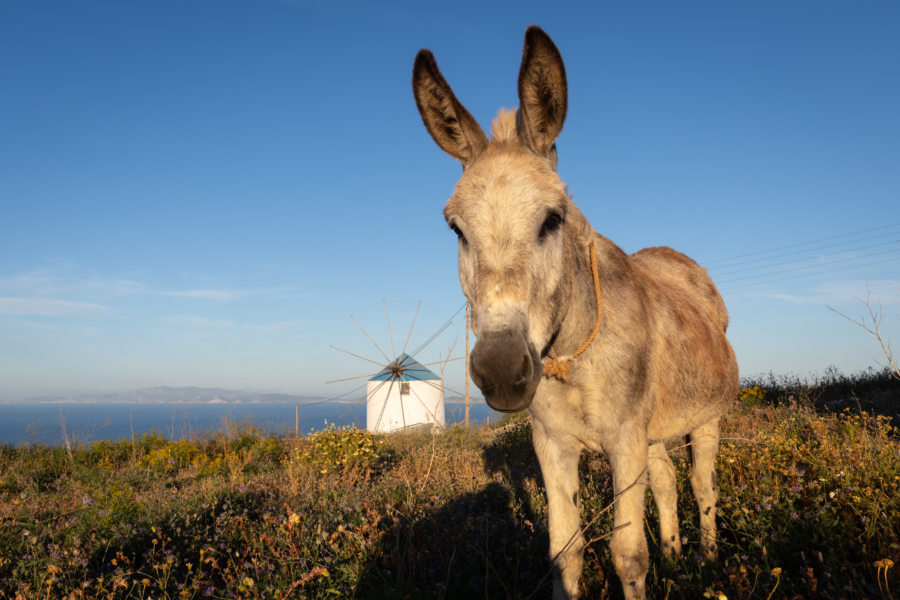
[550, 219, 611, 360]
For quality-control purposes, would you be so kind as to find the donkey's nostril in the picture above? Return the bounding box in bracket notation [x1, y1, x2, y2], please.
[514, 354, 532, 387]
[468, 330, 541, 412]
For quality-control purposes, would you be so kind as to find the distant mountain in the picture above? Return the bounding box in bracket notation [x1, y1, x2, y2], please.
[10, 386, 330, 404]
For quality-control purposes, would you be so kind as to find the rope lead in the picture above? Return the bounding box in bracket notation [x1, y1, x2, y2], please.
[542, 240, 602, 382]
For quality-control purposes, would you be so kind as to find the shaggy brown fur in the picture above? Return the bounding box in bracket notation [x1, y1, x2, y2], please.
[413, 26, 738, 600]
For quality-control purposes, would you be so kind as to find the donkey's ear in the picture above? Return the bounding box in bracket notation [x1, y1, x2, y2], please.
[413, 49, 489, 167]
[517, 26, 568, 163]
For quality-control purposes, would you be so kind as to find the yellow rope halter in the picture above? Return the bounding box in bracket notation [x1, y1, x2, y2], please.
[542, 241, 602, 382]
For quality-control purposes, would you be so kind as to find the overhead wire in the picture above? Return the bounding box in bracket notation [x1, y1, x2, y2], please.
[707, 234, 900, 276]
[702, 221, 900, 266]
[715, 246, 900, 285]
[702, 222, 900, 291]
[718, 254, 900, 291]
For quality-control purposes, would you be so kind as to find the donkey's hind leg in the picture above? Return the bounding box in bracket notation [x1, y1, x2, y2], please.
[648, 441, 682, 557]
[689, 419, 721, 560]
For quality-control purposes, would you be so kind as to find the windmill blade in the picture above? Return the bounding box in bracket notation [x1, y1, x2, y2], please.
[407, 302, 466, 358]
[384, 298, 397, 360]
[295, 381, 369, 431]
[339, 376, 391, 420]
[300, 380, 369, 407]
[407, 380, 442, 425]
[403, 370, 466, 399]
[400, 300, 422, 358]
[398, 377, 407, 430]
[415, 357, 466, 367]
[351, 314, 392, 363]
[330, 302, 469, 433]
[325, 370, 383, 385]
[408, 319, 454, 359]
[372, 376, 398, 434]
[329, 344, 386, 368]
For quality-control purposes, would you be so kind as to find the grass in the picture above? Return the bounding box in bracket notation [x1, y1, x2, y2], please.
[0, 370, 898, 599]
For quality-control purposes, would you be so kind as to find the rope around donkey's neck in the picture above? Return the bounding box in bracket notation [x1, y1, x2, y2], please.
[542, 240, 602, 382]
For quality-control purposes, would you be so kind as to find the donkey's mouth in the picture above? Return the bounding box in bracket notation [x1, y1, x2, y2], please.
[469, 328, 542, 412]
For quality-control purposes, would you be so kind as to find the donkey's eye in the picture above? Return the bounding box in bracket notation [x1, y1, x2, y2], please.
[539, 213, 563, 238]
[450, 223, 467, 244]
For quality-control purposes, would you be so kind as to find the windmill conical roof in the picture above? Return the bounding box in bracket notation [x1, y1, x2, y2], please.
[369, 353, 440, 381]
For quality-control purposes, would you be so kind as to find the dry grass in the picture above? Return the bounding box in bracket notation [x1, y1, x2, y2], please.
[0, 372, 898, 599]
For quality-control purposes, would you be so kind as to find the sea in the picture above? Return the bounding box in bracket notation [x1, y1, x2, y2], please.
[0, 401, 503, 446]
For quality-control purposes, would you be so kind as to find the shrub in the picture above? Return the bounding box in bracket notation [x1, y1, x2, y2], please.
[295, 424, 393, 478]
[738, 385, 767, 407]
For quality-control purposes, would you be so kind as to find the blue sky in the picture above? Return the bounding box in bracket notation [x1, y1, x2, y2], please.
[1, 1, 898, 400]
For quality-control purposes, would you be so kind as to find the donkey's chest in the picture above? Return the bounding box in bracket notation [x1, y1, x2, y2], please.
[529, 379, 608, 453]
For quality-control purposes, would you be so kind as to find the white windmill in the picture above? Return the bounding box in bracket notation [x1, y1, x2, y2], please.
[327, 300, 468, 434]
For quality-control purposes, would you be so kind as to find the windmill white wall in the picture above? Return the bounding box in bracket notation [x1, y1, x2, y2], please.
[366, 354, 445, 433]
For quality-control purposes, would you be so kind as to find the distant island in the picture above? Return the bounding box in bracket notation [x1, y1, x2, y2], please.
[4, 386, 334, 405]
[2, 385, 483, 405]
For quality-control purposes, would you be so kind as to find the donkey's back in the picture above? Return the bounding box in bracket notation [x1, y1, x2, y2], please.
[632, 246, 730, 331]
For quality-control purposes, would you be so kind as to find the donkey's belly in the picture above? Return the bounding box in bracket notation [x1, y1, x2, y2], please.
[645, 359, 736, 442]
[646, 395, 729, 442]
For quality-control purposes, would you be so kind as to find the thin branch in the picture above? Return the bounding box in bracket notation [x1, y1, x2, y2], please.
[522, 469, 647, 600]
[828, 282, 899, 380]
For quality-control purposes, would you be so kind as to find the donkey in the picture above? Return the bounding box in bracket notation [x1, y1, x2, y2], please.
[412, 26, 738, 599]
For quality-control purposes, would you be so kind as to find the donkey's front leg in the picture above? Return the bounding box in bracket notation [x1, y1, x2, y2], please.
[608, 425, 650, 600]
[533, 421, 584, 600]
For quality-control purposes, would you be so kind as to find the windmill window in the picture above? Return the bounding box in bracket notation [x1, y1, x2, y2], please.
[400, 382, 410, 395]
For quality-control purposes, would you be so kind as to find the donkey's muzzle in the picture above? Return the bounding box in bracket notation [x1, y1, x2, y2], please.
[469, 329, 542, 412]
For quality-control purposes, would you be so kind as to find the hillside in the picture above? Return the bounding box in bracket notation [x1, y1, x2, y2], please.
[0, 371, 897, 598]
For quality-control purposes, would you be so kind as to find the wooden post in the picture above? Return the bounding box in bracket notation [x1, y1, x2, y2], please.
[465, 302, 470, 428]
[295, 405, 299, 437]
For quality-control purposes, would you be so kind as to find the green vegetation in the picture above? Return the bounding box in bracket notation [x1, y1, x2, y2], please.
[1, 370, 898, 599]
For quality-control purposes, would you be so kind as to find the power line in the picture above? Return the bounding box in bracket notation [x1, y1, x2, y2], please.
[710, 238, 899, 278]
[706, 230, 900, 273]
[718, 254, 900, 291]
[702, 221, 900, 266]
[716, 247, 900, 285]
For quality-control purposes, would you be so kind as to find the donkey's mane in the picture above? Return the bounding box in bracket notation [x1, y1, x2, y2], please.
[490, 108, 518, 143]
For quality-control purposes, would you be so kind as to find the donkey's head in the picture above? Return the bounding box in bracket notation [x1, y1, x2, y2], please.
[413, 27, 582, 412]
